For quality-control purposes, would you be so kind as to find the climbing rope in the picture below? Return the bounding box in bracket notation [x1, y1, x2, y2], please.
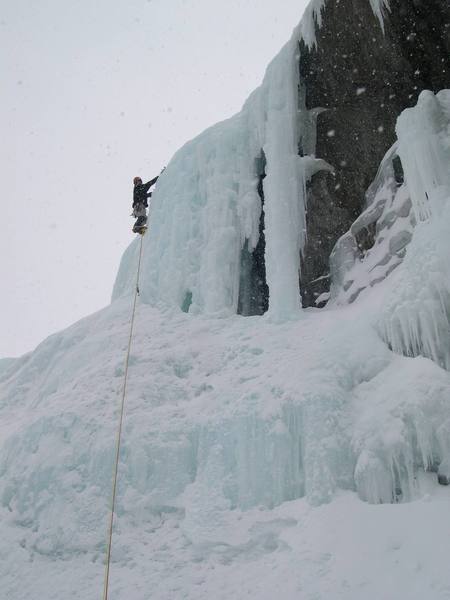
[102, 232, 145, 600]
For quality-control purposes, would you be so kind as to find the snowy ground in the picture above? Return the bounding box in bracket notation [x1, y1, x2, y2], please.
[4, 486, 450, 600]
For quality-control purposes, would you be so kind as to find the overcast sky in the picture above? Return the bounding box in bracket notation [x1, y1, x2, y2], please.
[1, 0, 309, 358]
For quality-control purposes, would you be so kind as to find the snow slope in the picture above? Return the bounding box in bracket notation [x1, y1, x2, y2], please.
[2, 291, 450, 599]
[1, 0, 450, 597]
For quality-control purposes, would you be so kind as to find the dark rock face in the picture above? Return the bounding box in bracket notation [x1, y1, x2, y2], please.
[298, 0, 450, 307]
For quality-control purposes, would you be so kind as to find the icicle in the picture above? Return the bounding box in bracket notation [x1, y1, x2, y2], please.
[368, 0, 390, 33]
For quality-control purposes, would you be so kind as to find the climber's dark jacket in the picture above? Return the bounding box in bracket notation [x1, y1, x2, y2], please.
[133, 176, 158, 208]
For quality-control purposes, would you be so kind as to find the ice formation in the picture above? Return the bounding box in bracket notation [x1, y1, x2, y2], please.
[396, 90, 450, 220]
[298, 0, 326, 49]
[1, 0, 450, 597]
[2, 266, 450, 598]
[114, 0, 389, 321]
[369, 0, 391, 31]
[112, 84, 450, 590]
[4, 84, 450, 592]
[115, 36, 313, 320]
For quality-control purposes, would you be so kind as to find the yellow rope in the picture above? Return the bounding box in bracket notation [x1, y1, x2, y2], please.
[102, 232, 145, 600]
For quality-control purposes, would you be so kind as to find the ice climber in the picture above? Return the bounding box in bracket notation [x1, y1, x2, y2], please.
[132, 175, 159, 234]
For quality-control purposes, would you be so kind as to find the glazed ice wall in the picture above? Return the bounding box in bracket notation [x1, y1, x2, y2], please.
[113, 33, 311, 320]
[112, 1, 338, 319]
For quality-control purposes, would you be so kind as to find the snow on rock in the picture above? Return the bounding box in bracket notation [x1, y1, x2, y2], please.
[330, 90, 450, 377]
[378, 90, 450, 368]
[330, 144, 415, 305]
